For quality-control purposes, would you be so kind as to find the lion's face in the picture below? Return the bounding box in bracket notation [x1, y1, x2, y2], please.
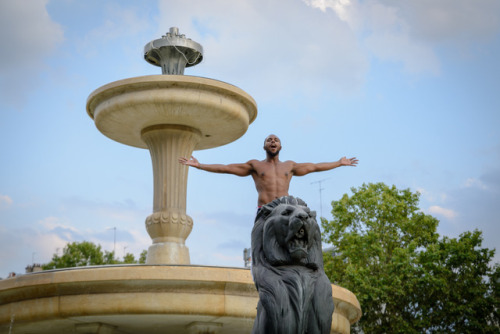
[259, 200, 321, 267]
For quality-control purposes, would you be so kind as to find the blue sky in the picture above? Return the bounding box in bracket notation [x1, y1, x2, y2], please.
[1, 0, 499, 277]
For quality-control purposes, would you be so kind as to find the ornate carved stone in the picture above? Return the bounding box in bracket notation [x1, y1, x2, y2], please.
[145, 211, 193, 243]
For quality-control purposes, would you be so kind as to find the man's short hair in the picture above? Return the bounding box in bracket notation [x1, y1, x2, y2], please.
[264, 134, 279, 145]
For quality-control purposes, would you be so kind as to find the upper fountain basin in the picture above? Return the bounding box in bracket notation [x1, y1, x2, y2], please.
[86, 75, 257, 150]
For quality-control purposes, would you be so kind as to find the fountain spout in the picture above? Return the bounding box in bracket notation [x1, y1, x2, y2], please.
[144, 27, 203, 75]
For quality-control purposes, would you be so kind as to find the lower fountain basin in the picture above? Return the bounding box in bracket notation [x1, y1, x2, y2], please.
[0, 265, 361, 333]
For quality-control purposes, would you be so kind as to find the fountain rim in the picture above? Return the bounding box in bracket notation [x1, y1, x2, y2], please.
[86, 74, 257, 123]
[0, 264, 362, 324]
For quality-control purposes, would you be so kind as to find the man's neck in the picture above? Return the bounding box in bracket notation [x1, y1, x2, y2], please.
[265, 153, 280, 163]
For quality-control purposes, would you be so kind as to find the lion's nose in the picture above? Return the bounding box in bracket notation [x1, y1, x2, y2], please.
[295, 211, 308, 220]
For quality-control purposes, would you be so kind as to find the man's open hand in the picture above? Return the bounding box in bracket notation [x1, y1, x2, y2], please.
[178, 156, 200, 168]
[339, 157, 358, 167]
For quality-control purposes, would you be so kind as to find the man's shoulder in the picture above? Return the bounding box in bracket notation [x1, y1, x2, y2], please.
[244, 159, 261, 170]
[247, 159, 268, 169]
[281, 160, 296, 167]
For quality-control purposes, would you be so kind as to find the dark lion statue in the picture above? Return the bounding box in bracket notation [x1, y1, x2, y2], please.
[251, 196, 334, 334]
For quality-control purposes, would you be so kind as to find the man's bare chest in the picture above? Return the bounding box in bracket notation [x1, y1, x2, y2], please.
[253, 163, 293, 179]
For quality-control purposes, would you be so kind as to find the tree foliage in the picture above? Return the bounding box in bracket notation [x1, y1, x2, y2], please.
[122, 252, 136, 264]
[322, 182, 499, 333]
[42, 241, 147, 269]
[139, 249, 147, 264]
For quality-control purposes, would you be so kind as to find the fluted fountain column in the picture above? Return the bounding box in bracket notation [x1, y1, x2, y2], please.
[141, 125, 200, 264]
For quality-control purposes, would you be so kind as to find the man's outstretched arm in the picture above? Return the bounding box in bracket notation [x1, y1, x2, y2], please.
[292, 157, 358, 176]
[178, 156, 254, 177]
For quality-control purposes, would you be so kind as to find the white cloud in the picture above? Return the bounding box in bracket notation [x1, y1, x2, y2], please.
[188, 210, 253, 267]
[416, 188, 447, 203]
[399, 0, 500, 45]
[303, 0, 361, 29]
[0, 225, 68, 275]
[38, 216, 78, 232]
[59, 196, 149, 227]
[0, 0, 64, 108]
[305, 0, 500, 42]
[126, 229, 151, 252]
[28, 232, 69, 264]
[428, 205, 458, 220]
[0, 194, 13, 209]
[303, 0, 500, 75]
[304, 0, 440, 75]
[0, 212, 153, 276]
[0, 0, 63, 69]
[365, 30, 440, 75]
[157, 0, 368, 98]
[464, 177, 489, 190]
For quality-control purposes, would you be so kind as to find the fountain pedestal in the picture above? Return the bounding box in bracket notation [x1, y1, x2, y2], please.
[142, 125, 200, 264]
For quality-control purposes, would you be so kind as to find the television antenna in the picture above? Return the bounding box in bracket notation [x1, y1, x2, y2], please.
[107, 227, 116, 254]
[311, 178, 330, 218]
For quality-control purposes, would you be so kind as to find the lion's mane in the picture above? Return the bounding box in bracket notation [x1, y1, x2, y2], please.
[251, 196, 334, 334]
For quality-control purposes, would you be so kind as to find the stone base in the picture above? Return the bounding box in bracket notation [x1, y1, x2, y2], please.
[0, 265, 361, 334]
[146, 242, 190, 265]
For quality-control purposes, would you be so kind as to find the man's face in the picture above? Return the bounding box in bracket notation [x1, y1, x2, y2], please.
[264, 135, 282, 157]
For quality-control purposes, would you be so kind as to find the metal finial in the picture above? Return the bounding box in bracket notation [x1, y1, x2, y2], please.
[144, 27, 203, 75]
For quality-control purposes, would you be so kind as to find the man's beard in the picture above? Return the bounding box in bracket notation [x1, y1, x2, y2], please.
[266, 148, 280, 157]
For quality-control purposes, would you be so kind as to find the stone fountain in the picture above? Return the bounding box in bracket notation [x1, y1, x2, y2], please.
[0, 28, 361, 334]
[87, 27, 257, 264]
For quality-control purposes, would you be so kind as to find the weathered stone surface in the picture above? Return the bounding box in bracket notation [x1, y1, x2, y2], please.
[0, 265, 360, 333]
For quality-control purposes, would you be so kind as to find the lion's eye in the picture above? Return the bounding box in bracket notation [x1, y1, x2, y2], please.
[281, 210, 291, 216]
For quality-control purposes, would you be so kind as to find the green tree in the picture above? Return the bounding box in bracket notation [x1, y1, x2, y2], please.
[42, 241, 115, 269]
[139, 249, 147, 264]
[123, 252, 137, 264]
[416, 231, 499, 332]
[322, 182, 499, 333]
[42, 241, 148, 269]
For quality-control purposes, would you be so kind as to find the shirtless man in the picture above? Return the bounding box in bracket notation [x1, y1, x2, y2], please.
[178, 134, 358, 207]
